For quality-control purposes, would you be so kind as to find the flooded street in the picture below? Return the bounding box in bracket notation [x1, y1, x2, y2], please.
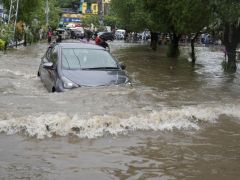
[0, 41, 240, 179]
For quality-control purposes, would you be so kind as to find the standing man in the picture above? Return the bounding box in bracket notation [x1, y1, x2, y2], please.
[47, 28, 52, 44]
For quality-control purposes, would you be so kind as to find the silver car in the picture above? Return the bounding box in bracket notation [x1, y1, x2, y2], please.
[37, 42, 131, 92]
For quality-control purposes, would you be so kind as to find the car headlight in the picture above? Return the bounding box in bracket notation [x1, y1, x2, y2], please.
[125, 81, 132, 87]
[62, 77, 79, 89]
[125, 78, 132, 86]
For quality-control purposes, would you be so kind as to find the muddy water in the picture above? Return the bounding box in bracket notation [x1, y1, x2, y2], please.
[0, 41, 239, 179]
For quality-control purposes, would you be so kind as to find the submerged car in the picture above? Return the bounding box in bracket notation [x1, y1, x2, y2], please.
[37, 42, 131, 92]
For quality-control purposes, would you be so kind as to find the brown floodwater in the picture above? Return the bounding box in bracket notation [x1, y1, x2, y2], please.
[0, 41, 239, 179]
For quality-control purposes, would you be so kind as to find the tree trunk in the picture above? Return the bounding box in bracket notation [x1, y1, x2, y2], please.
[225, 46, 237, 71]
[23, 32, 27, 46]
[4, 42, 7, 52]
[150, 32, 158, 51]
[168, 33, 180, 57]
[191, 33, 199, 64]
[223, 22, 240, 72]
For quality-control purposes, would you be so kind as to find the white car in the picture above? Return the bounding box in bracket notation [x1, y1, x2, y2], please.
[56, 28, 70, 39]
[115, 29, 126, 40]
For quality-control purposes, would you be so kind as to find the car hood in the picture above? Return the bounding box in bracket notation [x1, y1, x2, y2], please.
[62, 69, 128, 86]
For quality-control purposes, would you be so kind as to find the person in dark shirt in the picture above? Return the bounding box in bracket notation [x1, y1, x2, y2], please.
[95, 35, 109, 49]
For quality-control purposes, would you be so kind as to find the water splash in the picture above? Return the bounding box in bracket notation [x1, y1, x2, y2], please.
[0, 104, 239, 139]
[0, 69, 36, 79]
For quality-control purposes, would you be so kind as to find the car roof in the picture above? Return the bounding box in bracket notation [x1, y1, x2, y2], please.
[58, 42, 105, 50]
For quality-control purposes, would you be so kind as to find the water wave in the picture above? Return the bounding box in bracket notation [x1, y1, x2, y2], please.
[0, 69, 36, 79]
[0, 105, 239, 139]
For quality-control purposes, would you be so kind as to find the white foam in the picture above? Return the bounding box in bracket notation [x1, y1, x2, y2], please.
[0, 105, 239, 139]
[0, 69, 36, 79]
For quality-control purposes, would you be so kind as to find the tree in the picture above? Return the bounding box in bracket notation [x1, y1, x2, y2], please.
[103, 15, 118, 29]
[3, 0, 60, 26]
[210, 0, 240, 72]
[81, 14, 99, 27]
[2, 0, 41, 24]
[56, 0, 74, 8]
[110, 0, 148, 31]
[111, 0, 211, 54]
[143, 0, 211, 56]
[167, 0, 211, 61]
[0, 23, 14, 50]
[2, 0, 60, 41]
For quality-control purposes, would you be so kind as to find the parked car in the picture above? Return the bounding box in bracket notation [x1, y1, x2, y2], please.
[55, 28, 70, 40]
[115, 29, 126, 40]
[37, 42, 131, 92]
[70, 27, 85, 39]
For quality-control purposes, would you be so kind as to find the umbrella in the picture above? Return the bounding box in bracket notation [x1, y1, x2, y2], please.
[99, 32, 114, 41]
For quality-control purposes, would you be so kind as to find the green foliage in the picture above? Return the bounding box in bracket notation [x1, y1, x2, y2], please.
[2, 0, 60, 41]
[82, 15, 99, 27]
[210, 0, 240, 22]
[48, 0, 61, 28]
[2, 0, 60, 28]
[143, 0, 211, 33]
[104, 16, 118, 28]
[2, 0, 41, 24]
[56, 0, 74, 8]
[210, 0, 240, 42]
[81, 15, 119, 30]
[111, 0, 211, 35]
[0, 24, 14, 44]
[111, 0, 148, 31]
[0, 39, 5, 50]
[25, 26, 34, 44]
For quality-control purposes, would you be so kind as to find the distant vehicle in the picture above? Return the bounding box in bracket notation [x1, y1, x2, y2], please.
[70, 27, 84, 39]
[37, 42, 131, 92]
[137, 31, 151, 40]
[98, 32, 115, 41]
[115, 29, 126, 40]
[55, 28, 70, 39]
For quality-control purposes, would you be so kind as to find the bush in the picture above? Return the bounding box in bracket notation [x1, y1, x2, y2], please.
[0, 24, 14, 45]
[0, 39, 5, 51]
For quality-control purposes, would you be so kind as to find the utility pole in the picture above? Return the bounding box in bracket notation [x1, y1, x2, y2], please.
[45, 0, 49, 26]
[98, 0, 103, 26]
[8, 0, 19, 46]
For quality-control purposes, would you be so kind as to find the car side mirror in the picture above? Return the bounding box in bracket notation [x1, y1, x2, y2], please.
[120, 63, 126, 70]
[48, 42, 56, 48]
[43, 62, 54, 69]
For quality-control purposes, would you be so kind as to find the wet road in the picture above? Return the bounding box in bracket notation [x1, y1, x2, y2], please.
[0, 41, 240, 179]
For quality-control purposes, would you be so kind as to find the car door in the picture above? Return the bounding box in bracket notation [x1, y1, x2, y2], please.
[39, 46, 52, 90]
[40, 45, 58, 92]
[47, 46, 59, 91]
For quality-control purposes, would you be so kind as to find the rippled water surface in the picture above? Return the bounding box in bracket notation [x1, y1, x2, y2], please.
[0, 41, 240, 179]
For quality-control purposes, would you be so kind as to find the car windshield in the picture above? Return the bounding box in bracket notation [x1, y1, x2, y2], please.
[61, 48, 118, 70]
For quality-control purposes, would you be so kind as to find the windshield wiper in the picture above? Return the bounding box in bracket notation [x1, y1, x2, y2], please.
[81, 67, 119, 70]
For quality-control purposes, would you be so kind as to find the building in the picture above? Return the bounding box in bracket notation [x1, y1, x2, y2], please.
[59, 8, 83, 27]
[59, 0, 111, 28]
[81, 1, 98, 14]
[80, 0, 111, 15]
[102, 0, 111, 15]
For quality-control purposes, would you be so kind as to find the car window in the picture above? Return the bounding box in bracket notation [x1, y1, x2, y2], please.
[49, 46, 58, 64]
[61, 48, 118, 70]
[45, 48, 52, 62]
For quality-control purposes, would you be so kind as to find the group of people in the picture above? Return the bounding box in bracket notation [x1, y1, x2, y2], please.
[46, 28, 110, 50]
